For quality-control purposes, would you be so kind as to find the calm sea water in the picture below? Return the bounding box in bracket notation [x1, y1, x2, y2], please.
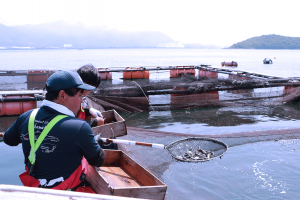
[1, 49, 300, 199]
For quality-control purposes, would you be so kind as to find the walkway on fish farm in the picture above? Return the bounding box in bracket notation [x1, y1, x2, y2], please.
[119, 127, 300, 180]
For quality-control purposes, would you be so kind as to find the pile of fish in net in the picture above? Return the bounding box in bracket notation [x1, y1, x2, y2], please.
[165, 137, 228, 163]
[177, 146, 215, 161]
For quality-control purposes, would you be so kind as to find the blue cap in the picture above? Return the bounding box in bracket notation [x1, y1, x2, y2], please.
[46, 70, 95, 92]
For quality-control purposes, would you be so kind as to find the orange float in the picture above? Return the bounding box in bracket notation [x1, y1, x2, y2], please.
[98, 68, 112, 80]
[170, 66, 195, 78]
[27, 70, 55, 83]
[0, 94, 37, 116]
[198, 69, 218, 79]
[283, 86, 298, 95]
[170, 86, 219, 106]
[221, 61, 238, 67]
[123, 68, 149, 79]
[27, 70, 55, 89]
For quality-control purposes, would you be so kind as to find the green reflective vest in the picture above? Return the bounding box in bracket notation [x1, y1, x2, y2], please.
[28, 109, 67, 165]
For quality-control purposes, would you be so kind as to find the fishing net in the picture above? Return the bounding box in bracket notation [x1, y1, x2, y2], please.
[117, 127, 300, 180]
[91, 71, 300, 113]
[165, 137, 228, 162]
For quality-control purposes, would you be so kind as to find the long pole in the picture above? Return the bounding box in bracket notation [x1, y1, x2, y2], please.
[101, 138, 165, 149]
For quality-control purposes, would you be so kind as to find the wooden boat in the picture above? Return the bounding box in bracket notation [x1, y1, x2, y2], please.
[89, 109, 168, 199]
[86, 149, 167, 200]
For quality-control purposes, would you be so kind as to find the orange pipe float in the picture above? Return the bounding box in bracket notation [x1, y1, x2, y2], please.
[198, 70, 218, 79]
[221, 61, 238, 67]
[0, 94, 37, 116]
[123, 68, 149, 79]
[98, 68, 112, 80]
[170, 66, 195, 78]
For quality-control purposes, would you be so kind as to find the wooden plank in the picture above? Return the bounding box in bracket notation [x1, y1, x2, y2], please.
[102, 110, 116, 122]
[86, 150, 167, 200]
[120, 152, 165, 186]
[103, 150, 122, 165]
[92, 110, 127, 137]
[85, 164, 111, 195]
[114, 110, 125, 121]
[92, 122, 127, 137]
[113, 186, 167, 200]
[98, 166, 141, 188]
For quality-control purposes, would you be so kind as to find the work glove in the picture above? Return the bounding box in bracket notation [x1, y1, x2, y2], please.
[95, 133, 104, 147]
[89, 108, 103, 118]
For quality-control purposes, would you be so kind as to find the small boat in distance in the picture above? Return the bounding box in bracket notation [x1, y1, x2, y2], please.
[221, 61, 238, 67]
[263, 58, 273, 64]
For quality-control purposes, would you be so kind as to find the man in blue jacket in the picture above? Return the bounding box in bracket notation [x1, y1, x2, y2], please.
[3, 70, 105, 192]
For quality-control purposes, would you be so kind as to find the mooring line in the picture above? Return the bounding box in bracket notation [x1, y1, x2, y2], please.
[131, 81, 155, 111]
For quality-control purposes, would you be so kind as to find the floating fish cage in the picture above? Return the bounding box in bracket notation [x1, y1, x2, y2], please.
[1, 66, 300, 114]
[90, 76, 300, 113]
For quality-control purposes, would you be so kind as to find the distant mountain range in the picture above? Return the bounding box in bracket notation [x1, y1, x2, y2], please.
[230, 34, 300, 49]
[0, 21, 175, 49]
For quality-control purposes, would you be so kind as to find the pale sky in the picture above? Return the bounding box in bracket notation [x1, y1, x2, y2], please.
[0, 0, 299, 47]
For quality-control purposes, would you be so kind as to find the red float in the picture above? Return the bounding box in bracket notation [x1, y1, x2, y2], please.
[170, 86, 219, 106]
[98, 68, 113, 80]
[283, 86, 298, 95]
[0, 94, 37, 116]
[27, 70, 55, 89]
[198, 69, 218, 79]
[123, 68, 149, 79]
[170, 66, 195, 78]
[221, 61, 238, 67]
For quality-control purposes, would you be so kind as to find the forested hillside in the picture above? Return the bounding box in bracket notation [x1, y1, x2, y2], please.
[230, 34, 300, 49]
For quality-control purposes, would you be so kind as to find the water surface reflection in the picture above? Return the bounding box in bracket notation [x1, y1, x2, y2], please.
[121, 104, 300, 135]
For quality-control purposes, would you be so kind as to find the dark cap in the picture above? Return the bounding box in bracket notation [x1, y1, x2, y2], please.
[46, 70, 95, 92]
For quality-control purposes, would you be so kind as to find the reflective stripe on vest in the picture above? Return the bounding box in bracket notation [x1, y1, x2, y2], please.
[28, 108, 67, 165]
[80, 103, 84, 112]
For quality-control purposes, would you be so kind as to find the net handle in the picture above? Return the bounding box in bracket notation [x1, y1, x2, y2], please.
[101, 138, 165, 149]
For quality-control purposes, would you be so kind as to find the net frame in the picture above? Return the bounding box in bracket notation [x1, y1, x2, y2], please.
[165, 137, 228, 162]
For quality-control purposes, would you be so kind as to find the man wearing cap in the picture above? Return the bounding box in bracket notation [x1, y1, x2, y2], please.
[3, 70, 105, 193]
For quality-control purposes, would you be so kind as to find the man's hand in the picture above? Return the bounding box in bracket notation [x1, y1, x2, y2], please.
[89, 108, 103, 118]
[96, 117, 105, 126]
[94, 133, 104, 147]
